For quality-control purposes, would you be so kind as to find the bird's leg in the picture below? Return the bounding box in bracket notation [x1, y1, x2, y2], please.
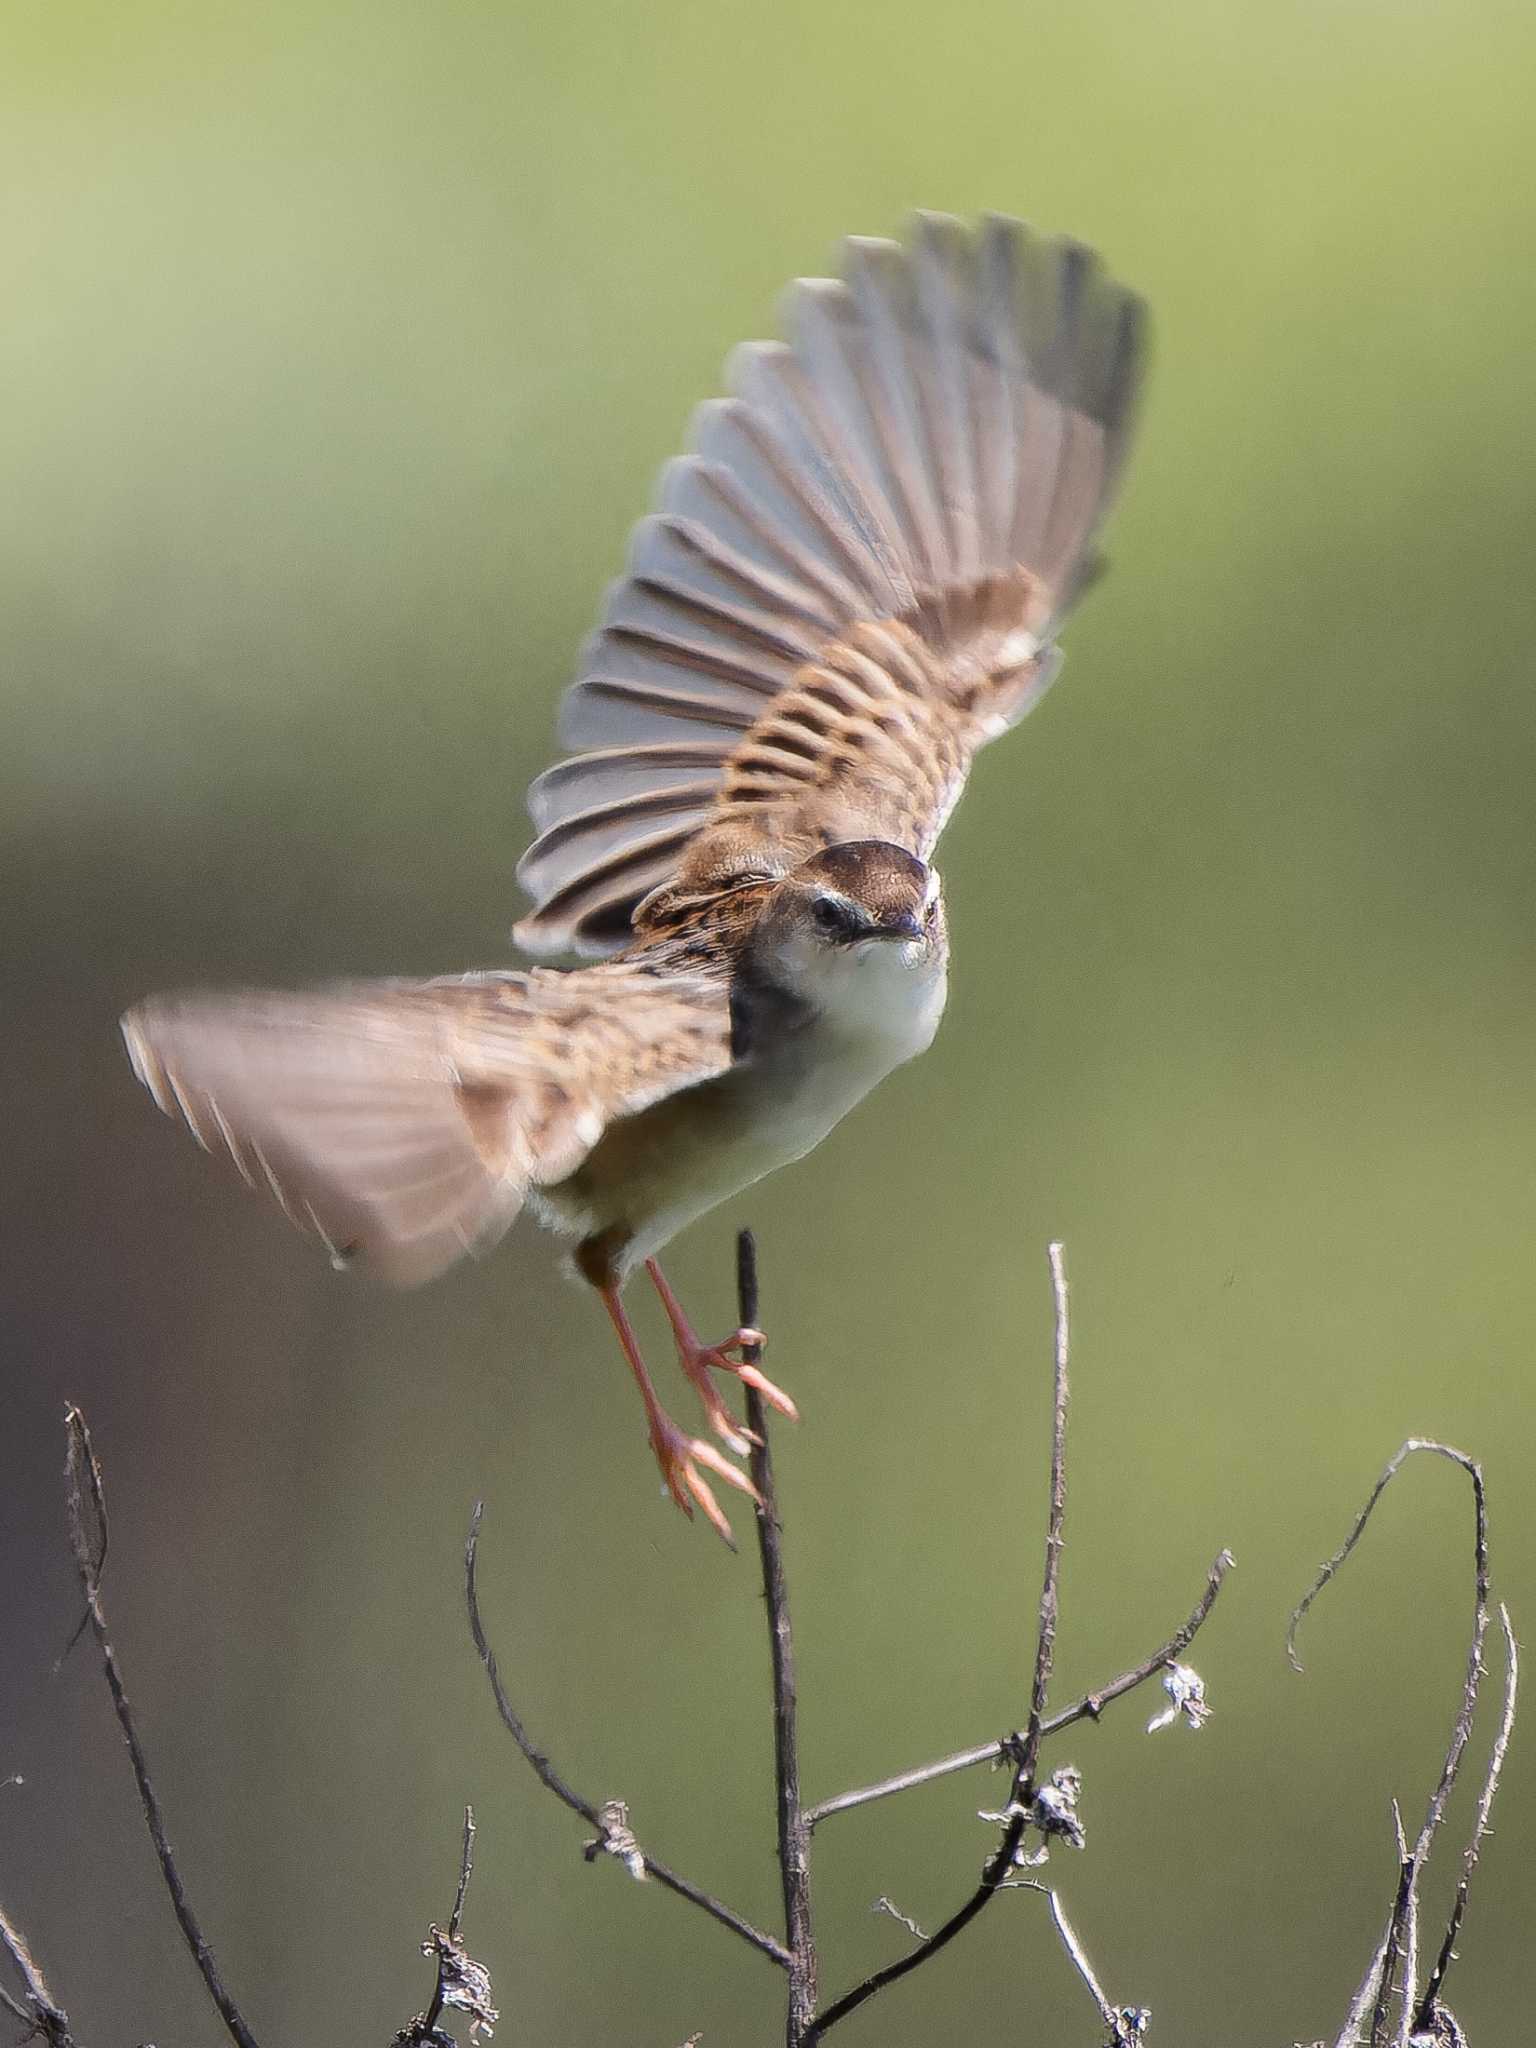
[644, 1258, 801, 1451]
[598, 1282, 759, 1547]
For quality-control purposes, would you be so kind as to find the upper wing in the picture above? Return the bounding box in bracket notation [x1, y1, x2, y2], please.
[515, 211, 1145, 956]
[122, 960, 731, 1286]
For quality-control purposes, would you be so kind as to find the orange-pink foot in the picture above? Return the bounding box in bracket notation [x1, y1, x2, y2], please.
[646, 1408, 761, 1548]
[643, 1259, 801, 1449]
[678, 1327, 800, 1452]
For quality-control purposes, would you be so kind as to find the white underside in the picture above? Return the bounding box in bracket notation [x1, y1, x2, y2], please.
[539, 938, 948, 1270]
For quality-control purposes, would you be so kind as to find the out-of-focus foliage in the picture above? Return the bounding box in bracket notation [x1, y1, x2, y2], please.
[4, 2, 1536, 2042]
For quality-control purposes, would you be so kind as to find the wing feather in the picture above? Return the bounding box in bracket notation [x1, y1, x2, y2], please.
[123, 963, 731, 1286]
[517, 211, 1146, 955]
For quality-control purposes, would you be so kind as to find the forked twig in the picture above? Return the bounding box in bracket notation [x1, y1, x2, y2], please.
[61, 1407, 262, 2048]
[464, 1498, 789, 1967]
[804, 1547, 1234, 1830]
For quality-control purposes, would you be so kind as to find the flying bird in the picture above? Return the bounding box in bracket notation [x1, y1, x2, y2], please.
[123, 212, 1145, 1541]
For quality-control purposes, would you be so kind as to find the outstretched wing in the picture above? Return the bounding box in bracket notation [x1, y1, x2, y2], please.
[516, 211, 1145, 956]
[122, 962, 731, 1286]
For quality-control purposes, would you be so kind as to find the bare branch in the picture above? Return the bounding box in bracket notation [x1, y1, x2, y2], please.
[804, 1548, 1234, 1830]
[738, 1228, 817, 2040]
[61, 1406, 261, 2048]
[464, 1499, 789, 1968]
[0, 1904, 75, 2047]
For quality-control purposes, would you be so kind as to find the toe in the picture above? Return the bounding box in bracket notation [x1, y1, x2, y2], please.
[735, 1364, 800, 1422]
[683, 1464, 737, 1548]
[689, 1436, 763, 1504]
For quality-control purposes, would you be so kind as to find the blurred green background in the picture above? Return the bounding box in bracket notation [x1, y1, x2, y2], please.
[5, 0, 1536, 2040]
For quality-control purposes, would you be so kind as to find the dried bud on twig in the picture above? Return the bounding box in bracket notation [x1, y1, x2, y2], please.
[420, 1924, 498, 2040]
[1146, 1663, 1211, 1733]
[583, 1799, 647, 1881]
[980, 1764, 1086, 1867]
[1109, 2003, 1152, 2044]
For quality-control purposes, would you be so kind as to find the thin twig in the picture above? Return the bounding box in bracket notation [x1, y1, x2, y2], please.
[0, 1904, 75, 2047]
[449, 1805, 475, 1939]
[805, 1548, 1234, 1829]
[738, 1229, 817, 2042]
[1415, 1601, 1519, 2032]
[1335, 1912, 1395, 2048]
[869, 1896, 927, 1944]
[1380, 1803, 1417, 2048]
[1289, 1441, 1492, 2048]
[1046, 1887, 1116, 2030]
[1021, 1242, 1071, 1773]
[61, 1407, 261, 2048]
[811, 1242, 1074, 2038]
[464, 1500, 789, 1967]
[997, 1883, 1149, 2045]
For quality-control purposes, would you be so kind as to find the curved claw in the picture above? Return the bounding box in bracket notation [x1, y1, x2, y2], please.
[729, 1359, 799, 1423]
[651, 1420, 762, 1547]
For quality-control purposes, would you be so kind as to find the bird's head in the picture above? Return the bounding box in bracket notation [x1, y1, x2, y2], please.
[750, 840, 947, 1039]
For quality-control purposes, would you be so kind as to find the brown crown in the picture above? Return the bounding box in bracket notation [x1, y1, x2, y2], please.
[793, 841, 930, 924]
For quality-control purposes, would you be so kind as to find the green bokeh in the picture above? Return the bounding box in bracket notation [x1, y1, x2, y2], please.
[5, 1, 1536, 2041]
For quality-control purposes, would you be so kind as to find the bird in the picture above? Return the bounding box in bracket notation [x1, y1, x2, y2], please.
[122, 211, 1145, 1543]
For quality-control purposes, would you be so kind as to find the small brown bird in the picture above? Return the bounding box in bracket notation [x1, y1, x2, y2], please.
[123, 212, 1145, 1540]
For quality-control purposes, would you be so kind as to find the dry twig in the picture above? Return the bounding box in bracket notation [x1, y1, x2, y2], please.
[61, 1406, 262, 2048]
[804, 1548, 1234, 1830]
[738, 1229, 817, 2040]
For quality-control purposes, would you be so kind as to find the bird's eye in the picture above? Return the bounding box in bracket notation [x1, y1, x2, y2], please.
[811, 893, 855, 939]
